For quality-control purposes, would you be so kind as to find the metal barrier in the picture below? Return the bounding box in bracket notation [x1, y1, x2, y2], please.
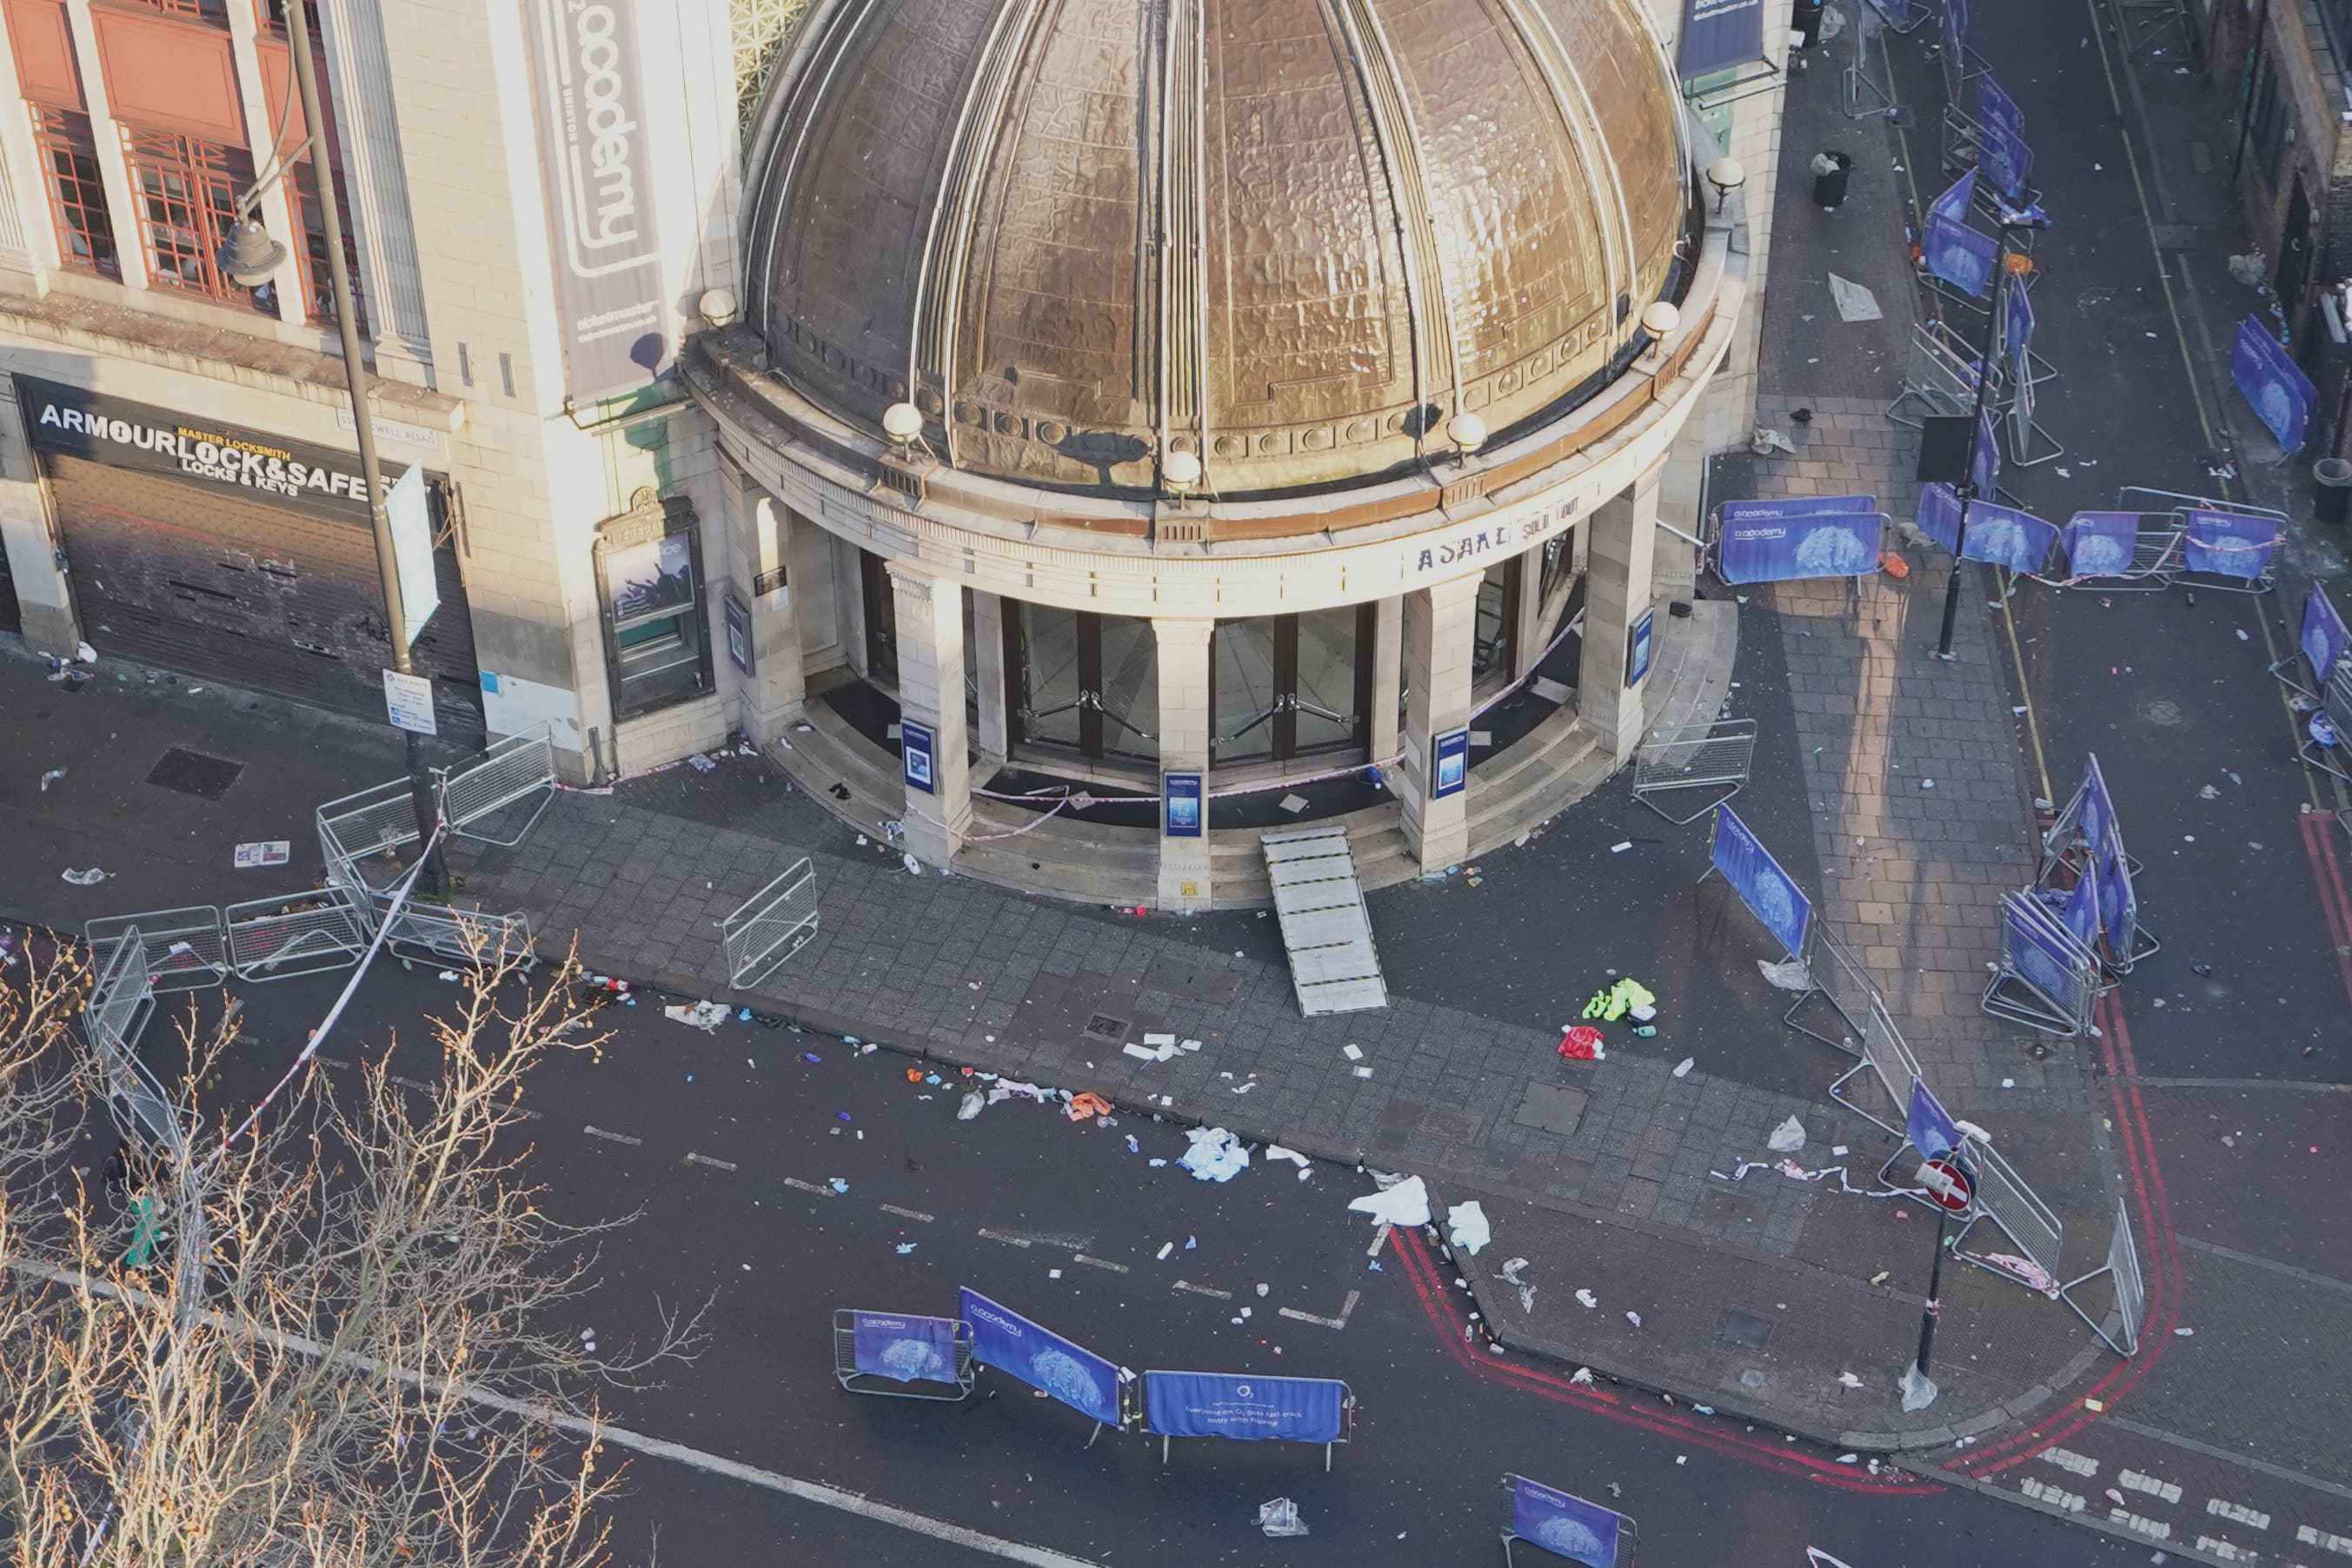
[317, 777, 427, 892]
[1829, 997, 1923, 1139]
[84, 928, 184, 1156]
[224, 890, 373, 982]
[1983, 891, 2099, 1036]
[1631, 719, 1757, 825]
[2121, 485, 2285, 596]
[1885, 320, 1983, 429]
[87, 907, 227, 993]
[2056, 513, 2181, 593]
[2302, 662, 2352, 785]
[2058, 1197, 2146, 1357]
[438, 725, 557, 846]
[833, 1309, 975, 1402]
[1953, 1137, 2067, 1290]
[1781, 926, 1877, 1057]
[373, 894, 534, 969]
[722, 860, 819, 989]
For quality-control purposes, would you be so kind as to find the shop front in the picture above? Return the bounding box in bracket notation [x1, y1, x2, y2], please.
[14, 375, 483, 741]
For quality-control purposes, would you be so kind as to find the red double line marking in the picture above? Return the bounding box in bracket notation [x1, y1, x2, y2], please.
[1385, 1223, 1937, 1493]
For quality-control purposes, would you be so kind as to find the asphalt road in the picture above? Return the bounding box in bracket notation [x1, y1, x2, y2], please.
[80, 953, 2140, 1568]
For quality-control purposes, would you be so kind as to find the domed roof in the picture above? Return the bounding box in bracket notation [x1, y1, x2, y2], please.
[744, 0, 1691, 496]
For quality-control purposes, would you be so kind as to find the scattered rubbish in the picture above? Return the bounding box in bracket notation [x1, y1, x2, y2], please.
[902, 854, 924, 875]
[1266, 1145, 1310, 1168]
[1827, 272, 1884, 323]
[2235, 628, 2249, 641]
[895, 1243, 917, 1255]
[688, 753, 716, 773]
[1672, 1058, 1695, 1078]
[1625, 1311, 1642, 1329]
[2173, 1326, 2195, 1337]
[1258, 1498, 1309, 1538]
[1065, 1092, 1115, 1120]
[1920, 779, 1936, 790]
[1516, 1285, 1538, 1313]
[75, 641, 96, 663]
[233, 840, 291, 868]
[1446, 1201, 1492, 1256]
[1558, 1026, 1605, 1061]
[1631, 1025, 1657, 1039]
[1570, 1367, 1593, 1385]
[1899, 1364, 1938, 1412]
[1180, 1126, 1252, 1182]
[1831, 1146, 1849, 1158]
[1766, 1115, 1807, 1153]
[2197, 784, 2220, 800]
[827, 1179, 849, 1194]
[1278, 793, 1310, 814]
[1049, 1268, 1062, 1279]
[1352, 1066, 1375, 1079]
[1126, 1134, 1140, 1153]
[60, 867, 110, 886]
[1757, 958, 1813, 992]
[1348, 1174, 1432, 1227]
[1610, 840, 1634, 854]
[957, 1091, 985, 1121]
[1157, 1242, 1175, 1260]
[1186, 1236, 1197, 1250]
[1342, 1044, 1365, 1061]
[1500, 1258, 1531, 1286]
[1751, 428, 1797, 456]
[1257, 1283, 1270, 1298]
[1231, 1081, 1259, 1095]
[1576, 1289, 1598, 1310]
[437, 970, 459, 982]
[38, 768, 64, 791]
[1581, 976, 1656, 1022]
[1837, 1371, 1864, 1390]
[1123, 1040, 1180, 1063]
[664, 1000, 730, 1032]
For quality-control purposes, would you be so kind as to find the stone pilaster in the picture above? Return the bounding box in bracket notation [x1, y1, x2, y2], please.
[888, 564, 971, 867]
[1581, 465, 1663, 760]
[1399, 573, 1481, 873]
[1153, 616, 1214, 911]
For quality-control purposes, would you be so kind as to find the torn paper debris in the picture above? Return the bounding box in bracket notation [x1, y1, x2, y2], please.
[1766, 1115, 1807, 1153]
[1828, 272, 1884, 323]
[1347, 1174, 1431, 1228]
[1445, 1200, 1492, 1256]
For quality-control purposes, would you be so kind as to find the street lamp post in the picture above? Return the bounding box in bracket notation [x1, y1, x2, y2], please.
[222, 0, 442, 889]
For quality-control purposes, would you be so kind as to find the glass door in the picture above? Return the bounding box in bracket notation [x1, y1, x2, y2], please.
[1211, 606, 1372, 767]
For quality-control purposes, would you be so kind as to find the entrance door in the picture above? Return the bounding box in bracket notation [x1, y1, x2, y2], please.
[1009, 603, 1158, 763]
[1210, 606, 1373, 767]
[2278, 179, 2315, 318]
[858, 549, 898, 686]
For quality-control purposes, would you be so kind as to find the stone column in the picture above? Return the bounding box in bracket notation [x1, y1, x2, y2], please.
[0, 382, 72, 653]
[971, 590, 1009, 761]
[1582, 464, 1663, 760]
[1399, 574, 1481, 874]
[888, 563, 971, 868]
[1512, 545, 1547, 681]
[1153, 617, 1214, 911]
[1368, 595, 1404, 763]
[722, 465, 804, 741]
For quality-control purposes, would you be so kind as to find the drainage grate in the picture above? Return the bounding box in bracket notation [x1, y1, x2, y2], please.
[1718, 1309, 1775, 1351]
[145, 747, 245, 801]
[1080, 1013, 1130, 1045]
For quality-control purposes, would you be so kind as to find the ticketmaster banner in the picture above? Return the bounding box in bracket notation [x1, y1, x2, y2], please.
[958, 1288, 1122, 1427]
[1927, 214, 1997, 297]
[2232, 316, 2315, 455]
[1710, 805, 1811, 960]
[525, 0, 669, 401]
[851, 1312, 959, 1384]
[2301, 582, 2349, 686]
[2182, 508, 2281, 581]
[1716, 496, 1883, 583]
[1919, 482, 1963, 555]
[1958, 502, 2057, 574]
[2060, 511, 2137, 579]
[1142, 1371, 1345, 1444]
[1509, 1476, 1625, 1567]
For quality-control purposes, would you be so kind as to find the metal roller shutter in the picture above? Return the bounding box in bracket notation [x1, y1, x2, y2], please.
[48, 455, 484, 743]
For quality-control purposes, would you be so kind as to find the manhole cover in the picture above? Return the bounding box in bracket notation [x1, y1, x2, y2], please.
[2140, 699, 2185, 728]
[145, 747, 244, 801]
[1080, 1013, 1130, 1045]
[1739, 1367, 1768, 1390]
[1718, 1309, 1774, 1350]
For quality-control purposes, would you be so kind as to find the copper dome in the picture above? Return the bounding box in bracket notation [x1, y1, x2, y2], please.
[743, 0, 1692, 496]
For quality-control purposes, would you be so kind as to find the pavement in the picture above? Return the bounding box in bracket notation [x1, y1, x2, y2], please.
[9, 1, 2352, 1561]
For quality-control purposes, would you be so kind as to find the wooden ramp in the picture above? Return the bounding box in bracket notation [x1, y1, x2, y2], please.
[1260, 824, 1389, 1016]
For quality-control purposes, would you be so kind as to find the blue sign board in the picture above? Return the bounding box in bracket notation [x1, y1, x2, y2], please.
[1717, 508, 1883, 583]
[1509, 1476, 1625, 1568]
[2097, 828, 2138, 958]
[959, 1288, 1123, 1428]
[1433, 728, 1470, 799]
[1927, 215, 1997, 297]
[1626, 607, 1655, 688]
[900, 718, 937, 794]
[2079, 754, 2116, 868]
[1976, 74, 2023, 135]
[1981, 122, 2033, 201]
[1720, 493, 1879, 523]
[1907, 1081, 1963, 1161]
[2182, 508, 2281, 581]
[1163, 772, 1204, 838]
[1142, 1371, 1346, 1444]
[2302, 582, 2349, 686]
[2234, 316, 2316, 454]
[1958, 502, 2056, 574]
[1930, 169, 1976, 223]
[1678, 0, 1767, 76]
[2058, 868, 2101, 950]
[2061, 512, 2136, 579]
[1710, 805, 1811, 960]
[2007, 896, 2085, 1007]
[723, 590, 754, 677]
[1919, 482, 1963, 555]
[852, 1312, 959, 1384]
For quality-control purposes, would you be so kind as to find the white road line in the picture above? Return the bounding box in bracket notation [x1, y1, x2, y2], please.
[1278, 1289, 1362, 1331]
[783, 1177, 838, 1198]
[583, 1126, 643, 1146]
[2039, 1446, 2099, 1478]
[0, 1259, 1107, 1568]
[684, 1152, 737, 1172]
[2121, 1469, 2183, 1504]
[977, 1228, 1033, 1248]
[1172, 1279, 1232, 1301]
[2108, 1509, 2171, 1541]
[2207, 1498, 2270, 1531]
[2017, 1477, 2086, 1513]
[1073, 1254, 1128, 1274]
[1366, 1222, 1392, 1258]
[2194, 1536, 2258, 1563]
[879, 1204, 934, 1223]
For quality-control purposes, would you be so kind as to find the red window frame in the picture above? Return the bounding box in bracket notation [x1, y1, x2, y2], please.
[289, 160, 367, 336]
[29, 107, 119, 278]
[123, 0, 229, 23]
[120, 125, 262, 310]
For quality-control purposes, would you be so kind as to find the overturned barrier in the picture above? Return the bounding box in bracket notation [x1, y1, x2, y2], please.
[1502, 1473, 1638, 1567]
[2059, 1198, 2148, 1357]
[722, 859, 820, 989]
[1982, 891, 2100, 1037]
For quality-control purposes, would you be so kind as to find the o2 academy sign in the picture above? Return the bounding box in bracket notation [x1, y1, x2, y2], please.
[16, 375, 389, 525]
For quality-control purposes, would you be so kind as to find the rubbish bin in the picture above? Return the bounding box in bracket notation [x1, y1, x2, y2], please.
[1793, 0, 1827, 48]
[1812, 151, 1855, 209]
[2317, 457, 2352, 526]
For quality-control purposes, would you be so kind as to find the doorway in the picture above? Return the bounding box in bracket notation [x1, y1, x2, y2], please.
[1210, 606, 1374, 767]
[858, 549, 898, 687]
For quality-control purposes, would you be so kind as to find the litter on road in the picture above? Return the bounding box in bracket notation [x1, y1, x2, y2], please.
[1179, 1126, 1251, 1182]
[1347, 1173, 1431, 1227]
[1446, 1200, 1492, 1256]
[59, 867, 109, 885]
[664, 1001, 729, 1032]
[1767, 1115, 1808, 1153]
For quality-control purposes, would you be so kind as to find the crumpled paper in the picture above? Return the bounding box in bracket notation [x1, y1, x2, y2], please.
[1445, 1199, 1492, 1256]
[1179, 1126, 1251, 1183]
[1347, 1173, 1431, 1227]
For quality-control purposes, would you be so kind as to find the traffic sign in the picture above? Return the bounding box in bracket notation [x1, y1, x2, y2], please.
[1917, 1157, 1973, 1213]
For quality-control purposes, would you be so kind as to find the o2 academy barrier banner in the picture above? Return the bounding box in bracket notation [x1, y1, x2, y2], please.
[1710, 804, 1811, 961]
[1717, 495, 1883, 584]
[958, 1288, 1122, 1427]
[1509, 1475, 1625, 1567]
[851, 1312, 958, 1384]
[1142, 1371, 1345, 1444]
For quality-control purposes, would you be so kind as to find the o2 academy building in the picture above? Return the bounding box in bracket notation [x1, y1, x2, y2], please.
[693, 0, 1751, 907]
